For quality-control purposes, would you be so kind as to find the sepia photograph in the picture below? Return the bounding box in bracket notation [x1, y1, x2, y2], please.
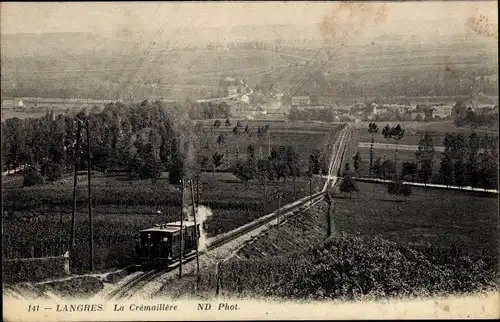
[1, 1, 499, 320]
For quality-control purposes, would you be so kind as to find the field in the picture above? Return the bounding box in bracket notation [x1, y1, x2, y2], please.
[2, 123, 338, 273]
[196, 121, 341, 169]
[334, 181, 499, 255]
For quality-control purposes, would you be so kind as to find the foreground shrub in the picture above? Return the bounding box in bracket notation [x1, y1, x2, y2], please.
[208, 233, 498, 300]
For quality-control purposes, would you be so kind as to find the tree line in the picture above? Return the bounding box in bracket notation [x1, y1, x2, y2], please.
[2, 100, 199, 185]
[363, 123, 498, 190]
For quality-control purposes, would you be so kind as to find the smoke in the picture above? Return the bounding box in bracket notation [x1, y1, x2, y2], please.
[184, 205, 214, 251]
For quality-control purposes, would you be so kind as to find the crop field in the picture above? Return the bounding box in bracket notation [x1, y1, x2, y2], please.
[196, 121, 342, 168]
[2, 122, 337, 272]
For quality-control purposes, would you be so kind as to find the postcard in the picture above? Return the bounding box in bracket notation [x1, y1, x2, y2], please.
[1, 1, 498, 321]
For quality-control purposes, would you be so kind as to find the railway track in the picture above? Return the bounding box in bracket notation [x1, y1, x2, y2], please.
[105, 125, 351, 300]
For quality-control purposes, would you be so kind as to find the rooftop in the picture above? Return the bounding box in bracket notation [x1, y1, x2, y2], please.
[139, 221, 197, 233]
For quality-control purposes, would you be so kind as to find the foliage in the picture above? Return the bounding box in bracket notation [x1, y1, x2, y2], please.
[2, 101, 198, 185]
[368, 122, 379, 177]
[339, 175, 359, 197]
[308, 149, 323, 176]
[352, 151, 362, 173]
[401, 162, 417, 181]
[387, 180, 412, 200]
[22, 167, 44, 187]
[188, 102, 231, 120]
[206, 234, 498, 300]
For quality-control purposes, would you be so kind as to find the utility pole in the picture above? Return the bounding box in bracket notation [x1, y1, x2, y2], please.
[179, 179, 184, 279]
[86, 119, 94, 272]
[70, 119, 82, 258]
[195, 173, 200, 208]
[276, 192, 282, 225]
[309, 178, 313, 206]
[263, 173, 267, 210]
[267, 132, 271, 156]
[190, 181, 200, 288]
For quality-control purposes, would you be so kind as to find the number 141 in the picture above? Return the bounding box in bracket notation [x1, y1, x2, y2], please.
[28, 305, 39, 312]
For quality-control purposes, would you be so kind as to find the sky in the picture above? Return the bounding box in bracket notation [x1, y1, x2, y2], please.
[1, 1, 497, 35]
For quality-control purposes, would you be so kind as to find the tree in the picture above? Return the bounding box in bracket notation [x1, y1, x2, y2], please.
[400, 184, 412, 201]
[169, 150, 184, 184]
[388, 124, 405, 177]
[308, 149, 322, 176]
[416, 131, 435, 185]
[368, 122, 379, 177]
[381, 160, 395, 180]
[339, 175, 359, 198]
[234, 159, 253, 185]
[418, 159, 433, 190]
[23, 167, 43, 187]
[352, 151, 362, 173]
[236, 120, 243, 128]
[465, 132, 481, 190]
[233, 126, 241, 161]
[438, 155, 454, 187]
[454, 160, 466, 189]
[343, 162, 351, 176]
[401, 162, 418, 181]
[244, 124, 250, 136]
[225, 118, 231, 128]
[211, 152, 224, 176]
[214, 120, 221, 129]
[372, 156, 382, 178]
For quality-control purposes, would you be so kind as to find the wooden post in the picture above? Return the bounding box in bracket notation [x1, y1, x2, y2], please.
[277, 192, 282, 225]
[215, 261, 222, 297]
[179, 179, 184, 279]
[263, 174, 267, 210]
[86, 119, 94, 272]
[70, 119, 82, 258]
[195, 173, 200, 208]
[190, 181, 200, 288]
[309, 178, 313, 206]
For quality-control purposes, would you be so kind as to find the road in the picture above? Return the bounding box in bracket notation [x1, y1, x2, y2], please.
[358, 142, 446, 152]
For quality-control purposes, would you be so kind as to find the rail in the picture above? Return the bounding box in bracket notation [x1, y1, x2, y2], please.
[105, 126, 351, 300]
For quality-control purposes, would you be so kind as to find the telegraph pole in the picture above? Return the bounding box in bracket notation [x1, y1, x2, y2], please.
[276, 192, 282, 225]
[70, 119, 82, 258]
[86, 119, 94, 272]
[195, 173, 200, 208]
[190, 181, 200, 287]
[179, 179, 184, 279]
[309, 178, 313, 206]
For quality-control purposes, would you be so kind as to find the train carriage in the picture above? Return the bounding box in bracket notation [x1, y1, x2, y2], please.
[136, 221, 200, 268]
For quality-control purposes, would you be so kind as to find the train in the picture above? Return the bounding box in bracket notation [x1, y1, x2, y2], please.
[135, 221, 200, 268]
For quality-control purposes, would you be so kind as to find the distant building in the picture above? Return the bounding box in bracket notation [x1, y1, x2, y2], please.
[373, 105, 389, 115]
[223, 76, 236, 84]
[1, 98, 15, 109]
[431, 104, 453, 119]
[291, 96, 311, 106]
[224, 85, 239, 96]
[410, 112, 426, 120]
[295, 105, 328, 111]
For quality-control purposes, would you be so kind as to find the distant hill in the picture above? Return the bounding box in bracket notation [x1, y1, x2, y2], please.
[1, 32, 131, 57]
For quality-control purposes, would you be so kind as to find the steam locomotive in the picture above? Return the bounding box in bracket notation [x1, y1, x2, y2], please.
[135, 221, 200, 268]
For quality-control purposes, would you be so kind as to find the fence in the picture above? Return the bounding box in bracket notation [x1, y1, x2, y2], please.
[2, 241, 66, 259]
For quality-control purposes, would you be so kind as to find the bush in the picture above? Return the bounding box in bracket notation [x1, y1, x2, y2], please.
[23, 169, 44, 187]
[204, 233, 498, 300]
